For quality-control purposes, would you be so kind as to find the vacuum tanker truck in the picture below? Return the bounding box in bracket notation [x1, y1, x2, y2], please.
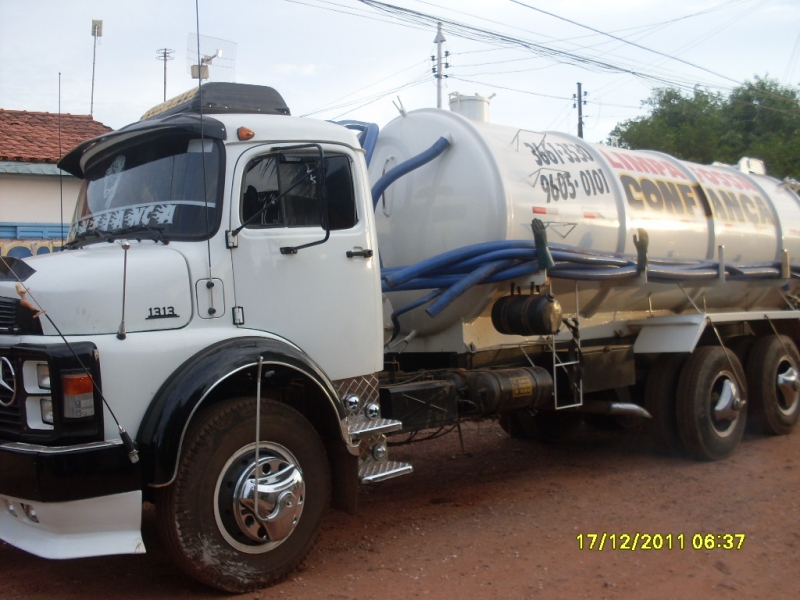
[1, 83, 799, 592]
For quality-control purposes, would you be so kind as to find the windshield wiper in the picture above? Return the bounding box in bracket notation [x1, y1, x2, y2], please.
[64, 225, 168, 248]
[111, 225, 169, 245]
[64, 228, 115, 248]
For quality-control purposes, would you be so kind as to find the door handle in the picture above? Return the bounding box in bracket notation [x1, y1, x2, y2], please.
[346, 248, 374, 258]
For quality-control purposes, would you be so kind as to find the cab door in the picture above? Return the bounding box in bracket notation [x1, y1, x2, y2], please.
[229, 143, 382, 380]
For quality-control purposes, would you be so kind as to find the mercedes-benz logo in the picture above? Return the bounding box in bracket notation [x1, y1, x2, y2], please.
[0, 357, 17, 408]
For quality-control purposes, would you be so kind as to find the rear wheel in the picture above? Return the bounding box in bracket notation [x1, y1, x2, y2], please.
[676, 346, 747, 461]
[644, 354, 687, 455]
[156, 398, 330, 593]
[746, 335, 800, 435]
[727, 335, 756, 365]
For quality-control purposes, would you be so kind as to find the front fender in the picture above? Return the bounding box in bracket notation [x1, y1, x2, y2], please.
[136, 336, 346, 486]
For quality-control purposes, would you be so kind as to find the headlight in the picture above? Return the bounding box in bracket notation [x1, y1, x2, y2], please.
[36, 364, 51, 390]
[40, 398, 54, 425]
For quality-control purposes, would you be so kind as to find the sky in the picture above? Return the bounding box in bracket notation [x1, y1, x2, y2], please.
[0, 0, 798, 144]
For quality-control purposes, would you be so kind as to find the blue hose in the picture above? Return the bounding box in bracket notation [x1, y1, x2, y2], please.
[371, 136, 452, 209]
[335, 120, 380, 166]
[382, 261, 541, 292]
[382, 238, 799, 324]
[388, 288, 443, 344]
[382, 240, 538, 288]
[425, 259, 516, 318]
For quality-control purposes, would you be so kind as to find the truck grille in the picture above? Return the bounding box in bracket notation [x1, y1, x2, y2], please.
[0, 401, 22, 430]
[0, 353, 22, 431]
[0, 296, 43, 335]
[0, 297, 16, 330]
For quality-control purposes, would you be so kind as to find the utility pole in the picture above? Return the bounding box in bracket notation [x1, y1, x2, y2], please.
[433, 22, 447, 108]
[156, 48, 175, 102]
[573, 82, 587, 138]
[90, 20, 103, 116]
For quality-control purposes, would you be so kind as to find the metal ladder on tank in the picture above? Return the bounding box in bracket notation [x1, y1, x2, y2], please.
[550, 281, 583, 410]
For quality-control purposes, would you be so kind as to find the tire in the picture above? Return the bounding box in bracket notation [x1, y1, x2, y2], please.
[156, 398, 331, 593]
[644, 354, 688, 455]
[676, 346, 747, 461]
[727, 335, 756, 365]
[745, 335, 800, 435]
[498, 411, 528, 439]
[499, 409, 582, 443]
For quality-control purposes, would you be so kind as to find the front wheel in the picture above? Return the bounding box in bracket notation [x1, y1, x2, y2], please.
[156, 398, 331, 593]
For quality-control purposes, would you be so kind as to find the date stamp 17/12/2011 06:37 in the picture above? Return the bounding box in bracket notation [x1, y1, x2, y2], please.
[576, 533, 746, 551]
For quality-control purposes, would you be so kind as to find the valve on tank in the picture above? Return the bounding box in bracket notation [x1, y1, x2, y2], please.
[491, 292, 562, 337]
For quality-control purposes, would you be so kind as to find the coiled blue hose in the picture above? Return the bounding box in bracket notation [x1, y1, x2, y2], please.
[381, 240, 797, 326]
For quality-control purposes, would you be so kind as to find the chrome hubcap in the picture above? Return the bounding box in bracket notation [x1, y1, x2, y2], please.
[214, 443, 305, 554]
[776, 362, 800, 416]
[710, 375, 743, 437]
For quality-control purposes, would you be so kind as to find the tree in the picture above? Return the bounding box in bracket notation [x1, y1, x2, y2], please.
[609, 77, 800, 178]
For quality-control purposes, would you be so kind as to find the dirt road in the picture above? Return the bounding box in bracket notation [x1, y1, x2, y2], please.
[1, 420, 798, 599]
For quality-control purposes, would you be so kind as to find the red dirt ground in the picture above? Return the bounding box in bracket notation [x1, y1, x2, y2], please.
[1, 420, 798, 599]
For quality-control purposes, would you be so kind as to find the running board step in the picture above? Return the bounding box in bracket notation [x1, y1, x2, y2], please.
[347, 417, 403, 439]
[359, 460, 413, 484]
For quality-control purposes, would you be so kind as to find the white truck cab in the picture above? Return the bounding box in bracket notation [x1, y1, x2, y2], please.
[0, 84, 395, 591]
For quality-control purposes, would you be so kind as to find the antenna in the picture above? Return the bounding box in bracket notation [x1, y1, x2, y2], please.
[191, 3, 217, 317]
[58, 73, 64, 249]
[187, 34, 237, 82]
[156, 48, 175, 101]
[90, 20, 103, 115]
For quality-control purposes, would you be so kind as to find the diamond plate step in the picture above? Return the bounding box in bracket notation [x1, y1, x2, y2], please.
[359, 460, 413, 484]
[347, 417, 403, 439]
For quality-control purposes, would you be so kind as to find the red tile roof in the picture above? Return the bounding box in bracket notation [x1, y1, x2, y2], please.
[0, 109, 112, 164]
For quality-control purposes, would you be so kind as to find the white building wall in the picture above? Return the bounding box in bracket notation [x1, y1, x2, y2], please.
[0, 173, 80, 223]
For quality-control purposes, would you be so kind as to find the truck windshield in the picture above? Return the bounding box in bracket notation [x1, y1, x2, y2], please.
[67, 132, 224, 246]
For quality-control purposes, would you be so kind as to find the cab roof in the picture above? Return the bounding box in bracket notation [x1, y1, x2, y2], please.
[58, 83, 361, 179]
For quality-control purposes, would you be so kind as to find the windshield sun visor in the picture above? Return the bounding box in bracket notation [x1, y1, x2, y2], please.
[58, 113, 227, 179]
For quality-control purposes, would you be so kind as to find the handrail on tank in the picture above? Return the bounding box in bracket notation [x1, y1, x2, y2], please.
[335, 120, 380, 167]
[371, 136, 452, 209]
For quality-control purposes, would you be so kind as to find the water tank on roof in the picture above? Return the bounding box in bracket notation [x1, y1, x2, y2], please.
[448, 91, 494, 122]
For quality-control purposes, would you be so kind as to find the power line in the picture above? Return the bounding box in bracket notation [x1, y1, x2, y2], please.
[301, 70, 430, 117]
[330, 77, 430, 119]
[587, 0, 766, 99]
[450, 77, 571, 100]
[507, 0, 741, 86]
[782, 31, 800, 85]
[551, 0, 756, 45]
[354, 0, 699, 86]
[294, 0, 799, 124]
[301, 58, 428, 115]
[286, 0, 432, 33]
